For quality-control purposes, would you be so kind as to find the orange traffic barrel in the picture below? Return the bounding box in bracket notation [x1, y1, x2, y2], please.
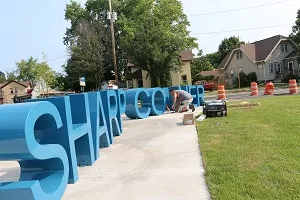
[217, 85, 226, 100]
[250, 82, 258, 96]
[289, 79, 298, 94]
[264, 81, 274, 95]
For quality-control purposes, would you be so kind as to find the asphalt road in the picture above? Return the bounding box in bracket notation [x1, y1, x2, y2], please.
[204, 88, 295, 101]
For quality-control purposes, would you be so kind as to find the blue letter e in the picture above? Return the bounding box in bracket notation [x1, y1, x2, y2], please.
[0, 101, 69, 200]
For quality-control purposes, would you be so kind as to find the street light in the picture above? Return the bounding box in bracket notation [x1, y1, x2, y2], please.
[107, 0, 118, 83]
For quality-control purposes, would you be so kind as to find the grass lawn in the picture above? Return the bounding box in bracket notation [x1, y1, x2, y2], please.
[197, 95, 300, 200]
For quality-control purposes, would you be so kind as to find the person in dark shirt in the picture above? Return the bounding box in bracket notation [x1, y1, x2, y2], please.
[170, 89, 195, 112]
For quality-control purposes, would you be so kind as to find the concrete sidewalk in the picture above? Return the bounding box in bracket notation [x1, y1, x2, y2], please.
[63, 108, 210, 200]
[0, 108, 211, 200]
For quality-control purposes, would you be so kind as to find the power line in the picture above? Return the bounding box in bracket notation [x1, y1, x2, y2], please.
[188, 0, 296, 17]
[191, 23, 294, 35]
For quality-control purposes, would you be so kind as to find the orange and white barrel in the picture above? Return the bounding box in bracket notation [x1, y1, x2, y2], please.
[250, 82, 258, 96]
[264, 81, 274, 95]
[217, 85, 226, 100]
[289, 79, 298, 94]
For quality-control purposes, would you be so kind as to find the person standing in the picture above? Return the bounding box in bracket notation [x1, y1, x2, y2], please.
[169, 89, 195, 113]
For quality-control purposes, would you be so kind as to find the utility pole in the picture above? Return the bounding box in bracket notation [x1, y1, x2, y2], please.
[108, 0, 118, 83]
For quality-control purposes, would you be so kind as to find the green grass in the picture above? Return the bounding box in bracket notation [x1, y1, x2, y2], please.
[197, 96, 300, 200]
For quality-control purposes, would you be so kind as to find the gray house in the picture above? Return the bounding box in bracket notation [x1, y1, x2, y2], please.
[217, 35, 299, 83]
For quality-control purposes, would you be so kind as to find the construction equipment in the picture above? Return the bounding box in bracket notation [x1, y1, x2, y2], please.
[203, 100, 227, 118]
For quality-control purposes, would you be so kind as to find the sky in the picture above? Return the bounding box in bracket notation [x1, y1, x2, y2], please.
[0, 0, 299, 74]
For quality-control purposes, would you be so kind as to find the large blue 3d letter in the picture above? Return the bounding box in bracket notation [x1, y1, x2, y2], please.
[115, 89, 126, 133]
[88, 92, 110, 160]
[196, 85, 205, 106]
[142, 88, 166, 116]
[27, 93, 95, 184]
[189, 85, 199, 107]
[125, 88, 151, 119]
[100, 90, 121, 145]
[0, 102, 69, 200]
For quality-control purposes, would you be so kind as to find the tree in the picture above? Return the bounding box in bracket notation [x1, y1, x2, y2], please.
[218, 36, 245, 63]
[0, 71, 6, 83]
[64, 0, 128, 90]
[190, 50, 214, 82]
[206, 52, 221, 68]
[15, 56, 56, 89]
[65, 18, 107, 90]
[6, 72, 17, 81]
[119, 0, 198, 87]
[290, 9, 300, 63]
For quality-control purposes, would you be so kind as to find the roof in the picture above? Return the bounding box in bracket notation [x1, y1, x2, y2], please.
[0, 80, 31, 89]
[125, 69, 142, 80]
[126, 50, 193, 67]
[199, 69, 223, 76]
[285, 51, 298, 59]
[19, 81, 31, 88]
[179, 50, 193, 61]
[217, 35, 290, 69]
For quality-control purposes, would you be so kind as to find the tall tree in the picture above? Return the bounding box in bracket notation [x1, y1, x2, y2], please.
[6, 71, 17, 81]
[206, 52, 221, 68]
[218, 36, 245, 62]
[190, 50, 214, 81]
[119, 0, 198, 87]
[290, 9, 300, 63]
[64, 0, 128, 90]
[15, 56, 56, 88]
[66, 18, 107, 90]
[0, 71, 6, 83]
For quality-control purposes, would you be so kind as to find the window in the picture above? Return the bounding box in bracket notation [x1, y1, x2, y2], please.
[269, 63, 274, 74]
[181, 75, 187, 84]
[236, 51, 243, 59]
[280, 44, 288, 53]
[230, 69, 234, 78]
[274, 63, 281, 74]
[10, 88, 14, 94]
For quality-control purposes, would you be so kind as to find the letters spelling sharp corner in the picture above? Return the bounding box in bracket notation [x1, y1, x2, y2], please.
[0, 86, 204, 200]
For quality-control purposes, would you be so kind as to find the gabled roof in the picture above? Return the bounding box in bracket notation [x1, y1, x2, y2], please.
[0, 80, 29, 89]
[217, 35, 290, 69]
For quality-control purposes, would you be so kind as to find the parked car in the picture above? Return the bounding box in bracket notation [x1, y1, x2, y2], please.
[196, 80, 214, 92]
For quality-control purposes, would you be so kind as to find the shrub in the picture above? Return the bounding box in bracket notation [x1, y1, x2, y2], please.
[246, 72, 257, 83]
[235, 71, 249, 88]
[282, 73, 298, 83]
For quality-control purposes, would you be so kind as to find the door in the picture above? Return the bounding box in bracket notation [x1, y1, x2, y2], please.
[288, 61, 294, 74]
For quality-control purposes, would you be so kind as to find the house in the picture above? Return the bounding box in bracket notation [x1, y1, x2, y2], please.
[0, 81, 32, 104]
[216, 35, 299, 85]
[125, 50, 194, 88]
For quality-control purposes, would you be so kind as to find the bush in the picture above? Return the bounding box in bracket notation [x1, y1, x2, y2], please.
[246, 72, 257, 82]
[235, 71, 249, 88]
[282, 73, 298, 83]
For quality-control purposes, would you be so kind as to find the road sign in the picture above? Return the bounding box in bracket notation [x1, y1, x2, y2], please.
[79, 77, 86, 87]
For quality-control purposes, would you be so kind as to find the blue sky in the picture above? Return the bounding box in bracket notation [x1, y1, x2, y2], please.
[0, 0, 299, 73]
